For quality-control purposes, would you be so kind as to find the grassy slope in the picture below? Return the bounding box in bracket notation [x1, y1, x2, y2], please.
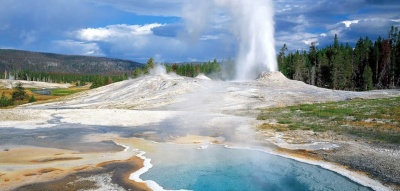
[257, 97, 400, 143]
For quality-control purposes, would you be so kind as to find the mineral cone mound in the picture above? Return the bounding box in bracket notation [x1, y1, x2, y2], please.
[256, 71, 288, 82]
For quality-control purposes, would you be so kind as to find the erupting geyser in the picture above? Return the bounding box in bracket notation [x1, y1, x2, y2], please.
[216, 0, 277, 80]
[184, 0, 278, 80]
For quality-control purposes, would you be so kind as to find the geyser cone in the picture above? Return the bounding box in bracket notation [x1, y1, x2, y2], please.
[256, 71, 288, 82]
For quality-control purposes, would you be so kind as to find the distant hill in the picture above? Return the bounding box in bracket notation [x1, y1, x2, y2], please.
[0, 49, 142, 74]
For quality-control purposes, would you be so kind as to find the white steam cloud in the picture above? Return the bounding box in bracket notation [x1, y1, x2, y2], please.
[149, 64, 167, 75]
[183, 0, 277, 80]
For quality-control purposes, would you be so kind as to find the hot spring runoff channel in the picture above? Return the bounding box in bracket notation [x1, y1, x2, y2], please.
[141, 144, 372, 191]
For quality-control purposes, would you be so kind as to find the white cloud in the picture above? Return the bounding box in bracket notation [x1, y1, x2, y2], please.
[200, 34, 223, 41]
[76, 24, 164, 42]
[324, 18, 398, 43]
[67, 22, 232, 62]
[78, 28, 112, 41]
[275, 31, 323, 51]
[342, 20, 359, 28]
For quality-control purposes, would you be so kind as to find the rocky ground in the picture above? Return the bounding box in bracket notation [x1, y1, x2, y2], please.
[26, 72, 397, 111]
[1, 72, 399, 190]
[318, 142, 400, 187]
[259, 129, 400, 190]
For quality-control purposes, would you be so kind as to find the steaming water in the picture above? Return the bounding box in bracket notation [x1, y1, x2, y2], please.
[184, 0, 278, 80]
[216, 0, 278, 80]
[141, 145, 372, 191]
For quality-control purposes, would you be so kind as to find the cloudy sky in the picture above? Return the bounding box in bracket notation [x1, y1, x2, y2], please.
[0, 0, 399, 63]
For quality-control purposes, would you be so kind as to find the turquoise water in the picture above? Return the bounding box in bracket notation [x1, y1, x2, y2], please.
[141, 145, 372, 191]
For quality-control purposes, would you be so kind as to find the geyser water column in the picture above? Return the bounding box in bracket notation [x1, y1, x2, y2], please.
[219, 0, 278, 80]
[183, 0, 278, 80]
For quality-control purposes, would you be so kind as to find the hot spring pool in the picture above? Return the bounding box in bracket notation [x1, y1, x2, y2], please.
[140, 145, 372, 191]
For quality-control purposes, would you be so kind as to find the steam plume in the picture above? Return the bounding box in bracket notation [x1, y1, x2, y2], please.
[183, 0, 278, 80]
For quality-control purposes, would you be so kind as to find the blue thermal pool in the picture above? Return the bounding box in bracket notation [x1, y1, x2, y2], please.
[140, 145, 372, 191]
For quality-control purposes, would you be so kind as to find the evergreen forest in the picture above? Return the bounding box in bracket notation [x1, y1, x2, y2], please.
[278, 26, 400, 91]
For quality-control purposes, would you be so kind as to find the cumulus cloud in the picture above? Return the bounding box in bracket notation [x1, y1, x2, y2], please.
[76, 24, 164, 42]
[70, 22, 233, 62]
[342, 20, 359, 28]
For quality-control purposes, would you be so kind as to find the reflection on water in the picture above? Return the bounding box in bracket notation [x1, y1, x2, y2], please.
[141, 145, 372, 191]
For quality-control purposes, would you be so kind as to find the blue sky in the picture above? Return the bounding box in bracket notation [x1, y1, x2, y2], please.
[0, 0, 399, 63]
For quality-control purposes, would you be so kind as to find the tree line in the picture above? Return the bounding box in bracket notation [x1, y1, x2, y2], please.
[278, 26, 400, 91]
[131, 58, 221, 78]
[166, 59, 221, 77]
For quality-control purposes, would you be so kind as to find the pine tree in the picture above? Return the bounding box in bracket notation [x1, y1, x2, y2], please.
[316, 51, 330, 87]
[293, 51, 305, 81]
[145, 57, 155, 74]
[133, 68, 144, 78]
[28, 95, 36, 103]
[363, 65, 373, 90]
[378, 40, 392, 88]
[354, 38, 364, 89]
[308, 42, 318, 85]
[371, 36, 382, 84]
[0, 92, 11, 107]
[211, 59, 221, 73]
[278, 44, 288, 75]
[331, 50, 342, 89]
[285, 53, 295, 79]
[342, 43, 354, 89]
[11, 83, 27, 104]
[389, 26, 398, 86]
[90, 75, 105, 89]
[396, 29, 400, 86]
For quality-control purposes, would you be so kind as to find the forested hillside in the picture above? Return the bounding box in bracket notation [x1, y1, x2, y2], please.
[278, 26, 400, 91]
[0, 49, 142, 75]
